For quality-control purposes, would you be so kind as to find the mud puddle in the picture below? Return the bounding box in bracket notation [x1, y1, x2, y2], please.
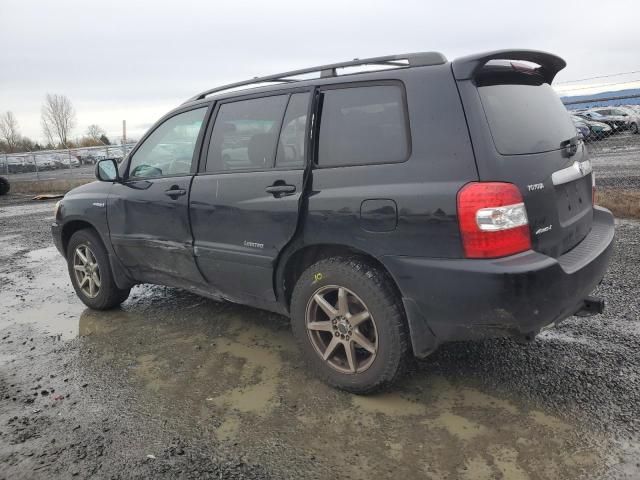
[0, 246, 84, 339]
[77, 299, 613, 479]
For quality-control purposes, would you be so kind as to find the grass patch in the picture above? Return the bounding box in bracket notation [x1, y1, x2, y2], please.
[10, 178, 93, 195]
[596, 189, 640, 220]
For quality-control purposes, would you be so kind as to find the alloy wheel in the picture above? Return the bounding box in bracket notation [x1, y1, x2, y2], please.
[73, 244, 101, 298]
[305, 285, 378, 374]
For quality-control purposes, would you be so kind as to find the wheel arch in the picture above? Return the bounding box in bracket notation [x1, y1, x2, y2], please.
[61, 219, 103, 258]
[276, 243, 404, 312]
[276, 242, 442, 358]
[61, 218, 135, 290]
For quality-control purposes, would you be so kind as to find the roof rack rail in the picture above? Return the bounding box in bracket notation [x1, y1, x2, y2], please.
[185, 52, 447, 103]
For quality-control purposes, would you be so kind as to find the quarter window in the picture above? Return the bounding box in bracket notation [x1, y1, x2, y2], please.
[276, 93, 310, 168]
[206, 95, 288, 172]
[128, 108, 207, 179]
[317, 85, 409, 167]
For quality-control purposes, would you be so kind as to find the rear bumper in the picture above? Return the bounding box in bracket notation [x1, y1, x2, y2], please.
[383, 206, 615, 357]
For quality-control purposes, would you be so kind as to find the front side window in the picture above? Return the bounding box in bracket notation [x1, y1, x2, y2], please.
[317, 85, 409, 167]
[206, 95, 288, 172]
[128, 108, 207, 179]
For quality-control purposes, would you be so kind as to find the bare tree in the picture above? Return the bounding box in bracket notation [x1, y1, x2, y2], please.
[0, 111, 20, 152]
[41, 93, 76, 146]
[86, 124, 106, 142]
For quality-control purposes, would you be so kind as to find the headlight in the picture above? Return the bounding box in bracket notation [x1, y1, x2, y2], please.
[54, 200, 61, 217]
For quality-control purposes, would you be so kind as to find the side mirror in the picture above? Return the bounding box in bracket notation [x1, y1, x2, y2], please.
[95, 159, 119, 182]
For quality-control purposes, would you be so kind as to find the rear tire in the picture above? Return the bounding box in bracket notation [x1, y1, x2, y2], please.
[631, 122, 638, 134]
[0, 176, 9, 196]
[290, 256, 409, 394]
[67, 229, 130, 310]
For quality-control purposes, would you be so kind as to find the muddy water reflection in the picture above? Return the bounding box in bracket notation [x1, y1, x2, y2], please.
[0, 246, 84, 339]
[77, 294, 607, 480]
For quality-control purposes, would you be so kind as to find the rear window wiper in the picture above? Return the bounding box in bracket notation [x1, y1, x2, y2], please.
[560, 135, 580, 158]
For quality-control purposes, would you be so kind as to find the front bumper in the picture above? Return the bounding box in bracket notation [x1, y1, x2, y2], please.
[52, 223, 64, 257]
[383, 206, 615, 357]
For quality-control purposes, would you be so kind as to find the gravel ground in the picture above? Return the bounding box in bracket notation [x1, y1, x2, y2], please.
[0, 155, 639, 479]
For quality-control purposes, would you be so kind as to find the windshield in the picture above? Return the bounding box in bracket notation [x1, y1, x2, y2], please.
[478, 83, 578, 155]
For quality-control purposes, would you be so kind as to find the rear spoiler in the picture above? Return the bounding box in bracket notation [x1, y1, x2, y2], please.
[451, 49, 566, 84]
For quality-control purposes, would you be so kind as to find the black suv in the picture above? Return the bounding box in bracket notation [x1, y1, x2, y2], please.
[52, 50, 614, 393]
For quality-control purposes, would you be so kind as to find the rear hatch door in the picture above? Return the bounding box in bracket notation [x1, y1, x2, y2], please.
[453, 51, 593, 257]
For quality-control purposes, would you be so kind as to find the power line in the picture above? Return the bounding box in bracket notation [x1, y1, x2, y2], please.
[563, 93, 640, 106]
[556, 69, 640, 84]
[556, 78, 640, 93]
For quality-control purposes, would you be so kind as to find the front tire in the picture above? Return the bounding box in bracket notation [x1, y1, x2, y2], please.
[67, 229, 130, 310]
[290, 257, 409, 394]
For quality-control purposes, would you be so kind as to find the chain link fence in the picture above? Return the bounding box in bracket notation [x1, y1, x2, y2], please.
[564, 98, 640, 158]
[564, 96, 640, 195]
[0, 144, 137, 182]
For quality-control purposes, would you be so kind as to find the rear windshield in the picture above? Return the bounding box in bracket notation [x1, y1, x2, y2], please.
[478, 83, 576, 155]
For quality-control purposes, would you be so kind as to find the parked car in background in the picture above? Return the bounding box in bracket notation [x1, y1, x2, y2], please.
[583, 108, 630, 131]
[627, 105, 640, 115]
[6, 156, 29, 173]
[52, 153, 81, 168]
[107, 148, 126, 163]
[91, 150, 107, 163]
[72, 150, 98, 165]
[51, 154, 67, 168]
[35, 155, 58, 170]
[583, 118, 613, 140]
[92, 147, 126, 163]
[53, 50, 614, 393]
[577, 111, 622, 133]
[568, 110, 612, 140]
[612, 107, 640, 134]
[571, 115, 590, 139]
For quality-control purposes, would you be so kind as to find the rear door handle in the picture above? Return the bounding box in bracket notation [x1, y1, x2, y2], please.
[164, 188, 187, 198]
[265, 184, 296, 197]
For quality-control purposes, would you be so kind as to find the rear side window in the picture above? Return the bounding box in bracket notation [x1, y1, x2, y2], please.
[206, 95, 288, 172]
[317, 85, 409, 167]
[478, 83, 576, 155]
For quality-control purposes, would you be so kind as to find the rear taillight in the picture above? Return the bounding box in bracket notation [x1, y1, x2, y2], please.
[457, 182, 531, 258]
[592, 172, 596, 205]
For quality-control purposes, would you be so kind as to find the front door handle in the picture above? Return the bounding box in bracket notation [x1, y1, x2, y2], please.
[265, 183, 296, 197]
[164, 187, 187, 198]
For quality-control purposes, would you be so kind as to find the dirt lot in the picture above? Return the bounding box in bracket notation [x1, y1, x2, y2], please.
[1, 153, 639, 478]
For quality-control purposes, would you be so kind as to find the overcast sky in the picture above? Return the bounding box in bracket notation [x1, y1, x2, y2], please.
[1, 0, 639, 143]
